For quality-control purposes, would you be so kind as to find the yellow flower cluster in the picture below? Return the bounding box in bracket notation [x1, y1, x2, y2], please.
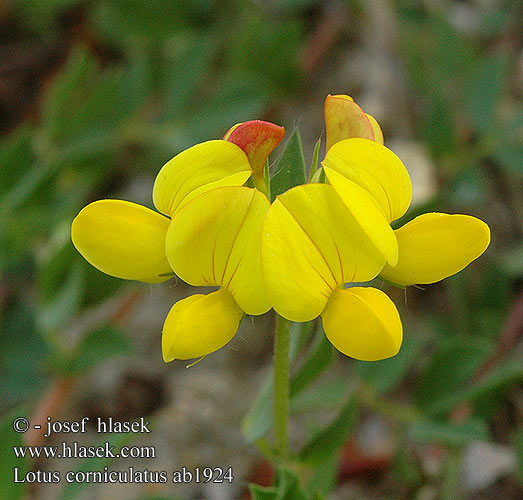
[71, 96, 490, 363]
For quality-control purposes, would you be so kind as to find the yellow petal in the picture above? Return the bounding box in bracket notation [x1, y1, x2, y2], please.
[322, 138, 412, 222]
[162, 288, 243, 361]
[321, 287, 403, 361]
[71, 199, 172, 283]
[380, 213, 491, 286]
[324, 94, 375, 152]
[152, 140, 252, 217]
[324, 166, 398, 266]
[261, 184, 386, 322]
[176, 171, 253, 211]
[166, 186, 271, 315]
[366, 113, 384, 145]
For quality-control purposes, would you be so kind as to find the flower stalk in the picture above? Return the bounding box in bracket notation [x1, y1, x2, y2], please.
[273, 314, 291, 461]
[253, 172, 270, 199]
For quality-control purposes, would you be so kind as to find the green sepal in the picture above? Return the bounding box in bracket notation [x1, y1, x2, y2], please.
[270, 129, 306, 201]
[308, 137, 321, 182]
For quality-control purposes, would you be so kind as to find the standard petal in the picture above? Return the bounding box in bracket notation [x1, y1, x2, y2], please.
[152, 140, 252, 216]
[380, 213, 491, 286]
[175, 171, 252, 211]
[261, 183, 386, 322]
[321, 287, 403, 361]
[166, 186, 271, 315]
[324, 94, 375, 151]
[322, 138, 412, 222]
[324, 166, 398, 266]
[162, 289, 243, 361]
[71, 199, 172, 283]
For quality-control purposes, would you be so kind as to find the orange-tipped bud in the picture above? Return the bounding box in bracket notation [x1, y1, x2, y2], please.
[325, 94, 382, 151]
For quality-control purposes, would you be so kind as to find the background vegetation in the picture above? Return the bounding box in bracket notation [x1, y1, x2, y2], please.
[1, 1, 521, 499]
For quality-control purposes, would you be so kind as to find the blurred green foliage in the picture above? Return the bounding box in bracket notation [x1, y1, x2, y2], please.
[0, 0, 522, 499]
[250, 466, 326, 500]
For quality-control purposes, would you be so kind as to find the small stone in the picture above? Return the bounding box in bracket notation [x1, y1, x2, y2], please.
[461, 440, 517, 492]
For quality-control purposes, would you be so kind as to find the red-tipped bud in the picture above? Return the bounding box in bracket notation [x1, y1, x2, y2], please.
[224, 120, 285, 179]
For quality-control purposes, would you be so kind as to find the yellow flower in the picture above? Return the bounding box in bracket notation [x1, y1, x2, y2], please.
[322, 95, 491, 288]
[261, 95, 490, 361]
[162, 186, 271, 361]
[261, 182, 403, 361]
[72, 126, 282, 362]
[72, 140, 252, 283]
[322, 138, 490, 289]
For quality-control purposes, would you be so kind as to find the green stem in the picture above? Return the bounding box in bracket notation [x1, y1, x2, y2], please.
[273, 314, 291, 461]
[253, 173, 270, 199]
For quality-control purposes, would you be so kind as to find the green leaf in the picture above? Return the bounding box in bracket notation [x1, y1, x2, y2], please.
[392, 446, 424, 486]
[399, 14, 476, 100]
[408, 418, 488, 447]
[306, 450, 338, 496]
[38, 262, 84, 332]
[37, 229, 77, 301]
[242, 372, 274, 445]
[498, 241, 523, 278]
[415, 338, 491, 415]
[40, 45, 131, 156]
[465, 52, 509, 134]
[0, 407, 30, 500]
[162, 31, 218, 117]
[41, 46, 98, 138]
[249, 467, 310, 500]
[492, 111, 523, 176]
[0, 160, 54, 213]
[0, 126, 35, 198]
[422, 96, 458, 158]
[308, 138, 321, 182]
[182, 74, 269, 145]
[274, 467, 299, 497]
[90, 0, 204, 48]
[355, 334, 421, 393]
[467, 360, 523, 404]
[81, 262, 124, 308]
[290, 326, 335, 398]
[0, 300, 49, 412]
[270, 129, 306, 201]
[59, 68, 126, 142]
[291, 379, 347, 413]
[249, 485, 278, 500]
[11, 0, 81, 33]
[250, 467, 319, 500]
[416, 359, 523, 416]
[299, 396, 358, 466]
[224, 12, 303, 93]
